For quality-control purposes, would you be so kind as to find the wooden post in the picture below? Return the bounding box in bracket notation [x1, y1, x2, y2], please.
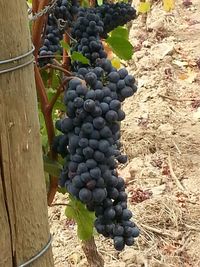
[0, 0, 54, 266]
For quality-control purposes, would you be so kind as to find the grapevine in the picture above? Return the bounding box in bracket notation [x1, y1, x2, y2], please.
[32, 0, 139, 256]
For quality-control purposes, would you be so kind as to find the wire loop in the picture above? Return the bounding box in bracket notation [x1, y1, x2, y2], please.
[18, 234, 52, 267]
[0, 46, 35, 74]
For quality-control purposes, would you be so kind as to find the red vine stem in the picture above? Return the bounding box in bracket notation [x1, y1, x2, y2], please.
[34, 65, 58, 206]
[62, 33, 70, 69]
[38, 55, 70, 59]
[34, 62, 75, 205]
[40, 63, 72, 76]
[32, 0, 50, 58]
[32, 0, 39, 14]
[48, 78, 69, 112]
[34, 65, 55, 143]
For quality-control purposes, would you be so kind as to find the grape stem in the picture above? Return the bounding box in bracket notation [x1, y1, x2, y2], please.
[40, 63, 72, 76]
[37, 54, 70, 59]
[62, 33, 71, 69]
[65, 31, 77, 42]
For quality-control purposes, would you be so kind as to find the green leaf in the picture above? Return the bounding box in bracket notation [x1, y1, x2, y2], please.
[97, 0, 103, 5]
[51, 72, 60, 90]
[81, 0, 90, 7]
[45, 171, 50, 185]
[38, 108, 49, 150]
[60, 40, 70, 53]
[53, 100, 66, 111]
[40, 69, 49, 87]
[47, 88, 56, 101]
[71, 51, 90, 65]
[138, 1, 151, 13]
[46, 87, 65, 111]
[41, 134, 48, 149]
[65, 196, 95, 240]
[106, 36, 133, 60]
[58, 155, 65, 166]
[111, 26, 129, 40]
[43, 155, 62, 177]
[57, 187, 67, 194]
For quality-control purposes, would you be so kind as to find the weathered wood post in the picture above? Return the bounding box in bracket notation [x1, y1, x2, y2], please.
[0, 0, 54, 266]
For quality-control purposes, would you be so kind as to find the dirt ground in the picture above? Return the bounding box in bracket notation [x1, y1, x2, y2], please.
[49, 1, 200, 266]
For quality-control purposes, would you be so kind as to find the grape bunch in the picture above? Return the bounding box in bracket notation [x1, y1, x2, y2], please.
[38, 0, 79, 66]
[38, 1, 136, 66]
[70, 8, 107, 70]
[38, 14, 63, 66]
[95, 2, 137, 37]
[53, 0, 74, 23]
[53, 59, 139, 250]
[39, 0, 140, 251]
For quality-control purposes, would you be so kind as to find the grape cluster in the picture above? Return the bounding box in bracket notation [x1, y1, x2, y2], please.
[53, 0, 73, 22]
[38, 14, 63, 66]
[95, 2, 137, 37]
[70, 8, 107, 70]
[54, 59, 139, 250]
[41, 0, 140, 251]
[38, 0, 79, 66]
[38, 1, 136, 66]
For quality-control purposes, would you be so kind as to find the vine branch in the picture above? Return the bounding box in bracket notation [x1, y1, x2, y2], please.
[34, 64, 58, 206]
[48, 77, 69, 112]
[62, 33, 71, 69]
[32, 0, 39, 14]
[40, 63, 72, 76]
[82, 238, 104, 267]
[32, 0, 50, 58]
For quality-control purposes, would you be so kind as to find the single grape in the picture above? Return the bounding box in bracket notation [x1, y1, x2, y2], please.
[79, 188, 92, 203]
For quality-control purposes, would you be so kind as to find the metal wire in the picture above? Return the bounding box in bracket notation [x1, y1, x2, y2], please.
[0, 58, 34, 74]
[18, 234, 53, 267]
[0, 46, 35, 74]
[0, 46, 35, 65]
